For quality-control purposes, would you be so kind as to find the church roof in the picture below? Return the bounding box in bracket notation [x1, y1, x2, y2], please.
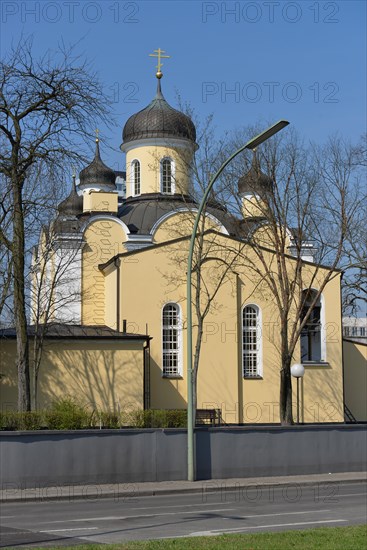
[79, 140, 116, 190]
[122, 80, 197, 146]
[118, 194, 240, 236]
[57, 178, 83, 217]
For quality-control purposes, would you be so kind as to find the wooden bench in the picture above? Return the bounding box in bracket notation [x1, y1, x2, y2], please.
[196, 408, 221, 426]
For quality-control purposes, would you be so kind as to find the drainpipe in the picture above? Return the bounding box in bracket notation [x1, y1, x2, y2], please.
[143, 336, 151, 410]
[114, 258, 121, 331]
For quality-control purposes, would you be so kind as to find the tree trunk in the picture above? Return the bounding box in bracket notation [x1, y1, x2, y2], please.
[12, 181, 30, 411]
[279, 315, 293, 425]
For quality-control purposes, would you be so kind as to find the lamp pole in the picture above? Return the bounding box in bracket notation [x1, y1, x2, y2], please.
[291, 363, 305, 424]
[186, 120, 290, 481]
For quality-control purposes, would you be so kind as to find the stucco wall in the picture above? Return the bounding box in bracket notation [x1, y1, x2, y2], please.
[115, 235, 344, 424]
[343, 339, 367, 421]
[0, 339, 145, 411]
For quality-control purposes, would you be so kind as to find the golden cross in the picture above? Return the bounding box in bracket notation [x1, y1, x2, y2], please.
[95, 128, 99, 142]
[149, 48, 170, 74]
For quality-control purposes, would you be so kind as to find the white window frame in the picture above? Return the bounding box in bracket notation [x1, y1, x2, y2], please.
[300, 289, 326, 363]
[130, 159, 141, 197]
[160, 157, 175, 194]
[162, 302, 183, 377]
[242, 304, 262, 378]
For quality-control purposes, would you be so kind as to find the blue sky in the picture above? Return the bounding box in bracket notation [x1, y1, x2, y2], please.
[1, 0, 366, 172]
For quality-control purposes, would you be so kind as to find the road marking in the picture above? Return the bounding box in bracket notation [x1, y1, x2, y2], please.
[39, 527, 99, 533]
[190, 518, 347, 536]
[228, 509, 331, 519]
[338, 492, 367, 498]
[68, 508, 236, 522]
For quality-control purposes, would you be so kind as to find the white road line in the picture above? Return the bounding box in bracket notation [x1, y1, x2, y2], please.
[191, 518, 347, 536]
[227, 509, 331, 519]
[39, 527, 99, 533]
[338, 492, 367, 498]
[68, 508, 236, 522]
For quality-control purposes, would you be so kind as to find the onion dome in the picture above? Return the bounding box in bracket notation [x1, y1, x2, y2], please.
[121, 78, 197, 148]
[57, 174, 83, 217]
[238, 151, 273, 196]
[79, 139, 116, 190]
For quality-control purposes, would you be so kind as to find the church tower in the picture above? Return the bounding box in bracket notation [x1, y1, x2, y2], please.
[120, 50, 198, 199]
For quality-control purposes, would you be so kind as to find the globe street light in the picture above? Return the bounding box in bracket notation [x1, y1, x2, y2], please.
[291, 363, 305, 424]
[187, 120, 290, 481]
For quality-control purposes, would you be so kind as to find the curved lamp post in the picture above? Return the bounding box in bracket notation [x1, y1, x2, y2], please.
[187, 120, 290, 481]
[291, 363, 305, 424]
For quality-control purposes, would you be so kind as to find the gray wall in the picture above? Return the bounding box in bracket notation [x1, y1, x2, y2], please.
[1, 425, 366, 487]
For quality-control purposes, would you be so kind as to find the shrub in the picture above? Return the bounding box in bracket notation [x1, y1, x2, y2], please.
[44, 398, 92, 430]
[128, 409, 187, 428]
[0, 411, 44, 430]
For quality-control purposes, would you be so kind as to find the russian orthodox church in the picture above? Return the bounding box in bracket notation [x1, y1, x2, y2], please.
[1, 62, 349, 423]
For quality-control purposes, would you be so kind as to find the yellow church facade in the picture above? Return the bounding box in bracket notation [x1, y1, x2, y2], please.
[0, 73, 346, 424]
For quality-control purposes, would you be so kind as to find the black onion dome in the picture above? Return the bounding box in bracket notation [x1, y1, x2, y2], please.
[57, 179, 83, 216]
[122, 80, 196, 146]
[79, 140, 116, 189]
[238, 153, 273, 195]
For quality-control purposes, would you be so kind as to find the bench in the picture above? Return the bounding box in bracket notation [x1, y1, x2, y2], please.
[196, 408, 221, 426]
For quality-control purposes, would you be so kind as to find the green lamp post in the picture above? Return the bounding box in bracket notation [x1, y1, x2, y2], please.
[186, 120, 290, 481]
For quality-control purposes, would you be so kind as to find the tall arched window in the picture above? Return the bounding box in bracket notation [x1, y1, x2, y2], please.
[161, 158, 173, 194]
[162, 303, 181, 376]
[242, 305, 262, 377]
[132, 160, 140, 196]
[300, 289, 323, 362]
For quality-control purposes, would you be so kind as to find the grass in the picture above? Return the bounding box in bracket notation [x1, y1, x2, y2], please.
[19, 525, 367, 549]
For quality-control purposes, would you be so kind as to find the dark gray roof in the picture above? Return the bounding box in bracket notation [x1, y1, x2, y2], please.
[238, 154, 273, 196]
[118, 194, 241, 236]
[56, 179, 83, 217]
[122, 80, 196, 146]
[0, 323, 150, 340]
[79, 140, 116, 190]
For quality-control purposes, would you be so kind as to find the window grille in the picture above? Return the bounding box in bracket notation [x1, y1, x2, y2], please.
[243, 306, 260, 377]
[162, 303, 180, 376]
[133, 161, 140, 195]
[161, 159, 172, 194]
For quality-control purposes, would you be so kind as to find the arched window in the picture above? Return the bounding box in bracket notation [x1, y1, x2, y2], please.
[300, 289, 323, 362]
[162, 303, 181, 376]
[242, 305, 262, 377]
[132, 160, 140, 196]
[161, 158, 173, 194]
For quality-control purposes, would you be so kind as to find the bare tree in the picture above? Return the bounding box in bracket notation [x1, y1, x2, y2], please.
[219, 129, 363, 424]
[0, 37, 112, 411]
[29, 219, 84, 409]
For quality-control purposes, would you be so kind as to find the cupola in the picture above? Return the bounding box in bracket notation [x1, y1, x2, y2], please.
[79, 138, 116, 192]
[238, 151, 273, 219]
[120, 54, 197, 198]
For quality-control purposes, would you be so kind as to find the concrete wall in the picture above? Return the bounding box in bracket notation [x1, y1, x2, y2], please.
[1, 425, 365, 487]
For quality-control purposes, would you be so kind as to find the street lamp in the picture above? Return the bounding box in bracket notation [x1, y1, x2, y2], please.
[186, 120, 290, 481]
[291, 363, 305, 424]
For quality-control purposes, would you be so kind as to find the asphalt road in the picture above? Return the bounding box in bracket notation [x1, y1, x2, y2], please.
[1, 481, 366, 547]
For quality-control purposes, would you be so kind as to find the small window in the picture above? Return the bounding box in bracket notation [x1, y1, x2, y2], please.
[242, 305, 261, 377]
[162, 303, 181, 376]
[161, 159, 172, 194]
[132, 160, 140, 196]
[300, 290, 322, 362]
[360, 327, 366, 337]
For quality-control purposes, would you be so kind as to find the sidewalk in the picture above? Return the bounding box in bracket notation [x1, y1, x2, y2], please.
[1, 471, 366, 502]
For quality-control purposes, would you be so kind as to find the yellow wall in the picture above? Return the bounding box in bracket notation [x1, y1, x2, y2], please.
[343, 339, 367, 421]
[82, 219, 127, 325]
[125, 143, 194, 197]
[0, 339, 145, 412]
[104, 231, 344, 424]
[83, 191, 118, 213]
